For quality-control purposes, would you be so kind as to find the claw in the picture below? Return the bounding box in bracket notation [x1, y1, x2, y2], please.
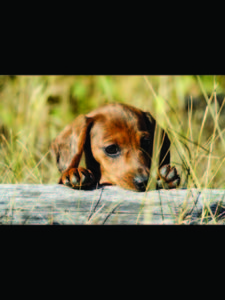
[70, 174, 79, 186]
[159, 165, 170, 178]
[59, 167, 95, 189]
[166, 167, 177, 182]
[157, 165, 180, 189]
[168, 177, 180, 188]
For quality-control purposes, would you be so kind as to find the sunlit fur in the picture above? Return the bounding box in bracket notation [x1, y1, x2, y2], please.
[51, 103, 171, 191]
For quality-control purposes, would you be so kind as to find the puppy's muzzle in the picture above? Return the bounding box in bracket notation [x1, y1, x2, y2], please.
[133, 174, 149, 192]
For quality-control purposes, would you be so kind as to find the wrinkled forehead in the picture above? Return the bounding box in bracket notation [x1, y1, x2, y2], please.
[90, 109, 148, 145]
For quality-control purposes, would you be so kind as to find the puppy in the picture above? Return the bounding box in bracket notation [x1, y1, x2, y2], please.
[51, 103, 180, 192]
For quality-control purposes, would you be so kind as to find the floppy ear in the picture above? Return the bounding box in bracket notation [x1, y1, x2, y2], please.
[143, 111, 170, 167]
[51, 115, 93, 173]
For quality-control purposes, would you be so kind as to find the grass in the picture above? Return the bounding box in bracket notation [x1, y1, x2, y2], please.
[1, 75, 225, 224]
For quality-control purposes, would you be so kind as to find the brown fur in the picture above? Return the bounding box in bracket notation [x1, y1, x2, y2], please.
[51, 103, 179, 191]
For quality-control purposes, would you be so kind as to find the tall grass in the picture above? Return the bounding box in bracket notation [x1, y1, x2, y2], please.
[1, 75, 225, 191]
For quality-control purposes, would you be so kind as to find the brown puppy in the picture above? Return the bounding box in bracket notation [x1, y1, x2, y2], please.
[51, 103, 180, 192]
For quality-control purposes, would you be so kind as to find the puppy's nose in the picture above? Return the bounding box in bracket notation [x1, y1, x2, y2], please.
[133, 175, 148, 192]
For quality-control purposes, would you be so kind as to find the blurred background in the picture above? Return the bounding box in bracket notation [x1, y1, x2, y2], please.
[1, 75, 225, 188]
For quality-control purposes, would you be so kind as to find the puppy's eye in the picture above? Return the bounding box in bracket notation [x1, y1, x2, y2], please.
[104, 144, 120, 156]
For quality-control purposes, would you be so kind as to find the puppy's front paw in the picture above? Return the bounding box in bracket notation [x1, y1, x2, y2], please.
[157, 165, 180, 189]
[59, 167, 95, 189]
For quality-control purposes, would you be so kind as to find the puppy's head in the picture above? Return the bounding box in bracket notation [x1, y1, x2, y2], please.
[86, 103, 162, 191]
[52, 103, 170, 192]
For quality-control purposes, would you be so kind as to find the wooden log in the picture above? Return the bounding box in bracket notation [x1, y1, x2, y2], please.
[0, 184, 225, 224]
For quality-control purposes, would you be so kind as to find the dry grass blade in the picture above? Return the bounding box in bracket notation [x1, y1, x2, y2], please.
[197, 75, 225, 148]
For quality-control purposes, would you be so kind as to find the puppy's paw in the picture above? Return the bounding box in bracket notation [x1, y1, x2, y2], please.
[157, 165, 180, 189]
[59, 167, 95, 189]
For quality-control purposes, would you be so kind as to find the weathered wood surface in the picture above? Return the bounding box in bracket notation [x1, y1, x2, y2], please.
[0, 184, 225, 224]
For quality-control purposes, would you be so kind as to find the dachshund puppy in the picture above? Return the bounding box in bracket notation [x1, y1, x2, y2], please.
[51, 103, 180, 192]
